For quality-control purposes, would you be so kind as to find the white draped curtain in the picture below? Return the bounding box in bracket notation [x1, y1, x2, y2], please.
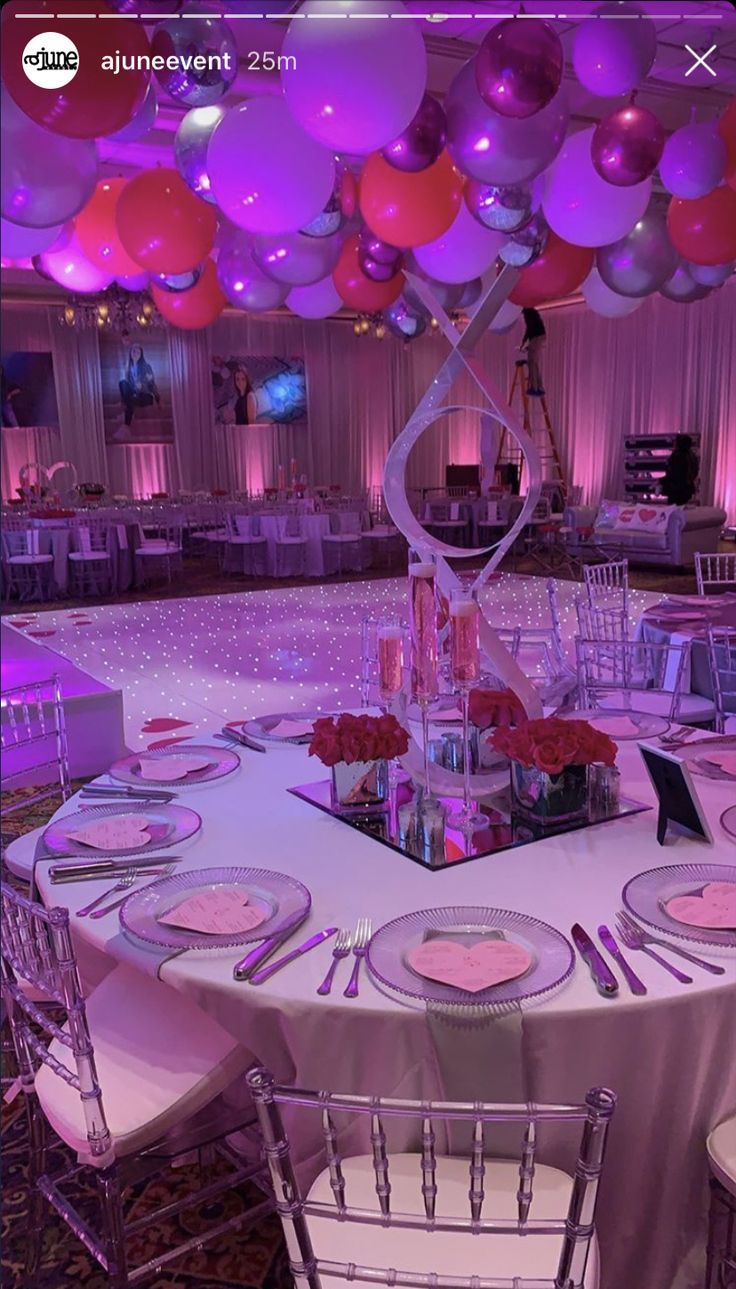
[2, 281, 734, 519]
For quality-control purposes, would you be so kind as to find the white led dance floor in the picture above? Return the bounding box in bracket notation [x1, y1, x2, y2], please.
[5, 574, 660, 751]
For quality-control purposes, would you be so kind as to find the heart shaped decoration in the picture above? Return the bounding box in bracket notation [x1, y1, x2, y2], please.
[138, 754, 212, 782]
[618, 508, 635, 524]
[666, 881, 736, 930]
[407, 937, 533, 993]
[141, 717, 193, 734]
[158, 887, 266, 935]
[639, 507, 658, 523]
[66, 813, 151, 852]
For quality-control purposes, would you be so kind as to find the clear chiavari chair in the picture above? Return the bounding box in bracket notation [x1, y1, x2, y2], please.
[134, 518, 184, 586]
[695, 551, 736, 596]
[246, 1067, 616, 1289]
[705, 1114, 736, 1289]
[275, 513, 308, 578]
[1, 675, 71, 884]
[706, 626, 736, 734]
[68, 515, 113, 598]
[583, 560, 629, 616]
[576, 636, 717, 726]
[574, 598, 629, 645]
[1, 523, 55, 603]
[224, 511, 268, 578]
[0, 883, 272, 1288]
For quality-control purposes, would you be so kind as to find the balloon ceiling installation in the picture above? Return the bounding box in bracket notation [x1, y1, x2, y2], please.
[1, 0, 732, 330]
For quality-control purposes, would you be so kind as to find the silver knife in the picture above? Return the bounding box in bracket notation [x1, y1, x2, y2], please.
[598, 925, 647, 996]
[216, 729, 266, 754]
[571, 923, 619, 997]
[249, 927, 338, 986]
[232, 915, 307, 981]
[49, 855, 182, 882]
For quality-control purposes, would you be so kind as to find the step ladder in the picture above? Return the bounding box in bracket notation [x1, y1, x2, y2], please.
[495, 357, 567, 500]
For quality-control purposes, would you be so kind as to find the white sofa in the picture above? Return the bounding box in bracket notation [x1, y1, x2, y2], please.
[563, 499, 727, 568]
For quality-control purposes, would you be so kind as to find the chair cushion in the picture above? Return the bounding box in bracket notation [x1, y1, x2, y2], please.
[35, 963, 250, 1164]
[597, 690, 716, 723]
[228, 535, 267, 546]
[725, 715, 736, 735]
[135, 542, 181, 556]
[323, 534, 362, 544]
[708, 1115, 736, 1196]
[306, 1153, 598, 1287]
[7, 554, 54, 565]
[277, 536, 307, 546]
[69, 551, 111, 562]
[3, 825, 44, 882]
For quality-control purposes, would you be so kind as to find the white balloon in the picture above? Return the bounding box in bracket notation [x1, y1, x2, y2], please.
[287, 276, 343, 319]
[413, 202, 504, 283]
[582, 267, 643, 318]
[543, 127, 651, 248]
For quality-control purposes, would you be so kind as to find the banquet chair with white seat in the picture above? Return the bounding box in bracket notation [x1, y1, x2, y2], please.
[224, 512, 268, 578]
[322, 512, 365, 577]
[583, 559, 629, 614]
[1, 526, 55, 603]
[1, 675, 71, 885]
[364, 523, 403, 570]
[706, 1114, 736, 1289]
[275, 513, 308, 578]
[246, 1067, 616, 1289]
[706, 626, 736, 734]
[134, 519, 184, 587]
[68, 517, 113, 598]
[0, 883, 272, 1289]
[695, 551, 736, 596]
[575, 598, 629, 644]
[422, 500, 469, 547]
[576, 636, 717, 726]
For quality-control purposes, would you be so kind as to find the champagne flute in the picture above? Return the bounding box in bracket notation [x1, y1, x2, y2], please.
[409, 560, 439, 802]
[377, 617, 406, 801]
[448, 588, 484, 829]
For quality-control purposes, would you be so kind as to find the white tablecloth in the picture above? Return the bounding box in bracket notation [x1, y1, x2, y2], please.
[34, 729, 736, 1289]
[258, 513, 331, 578]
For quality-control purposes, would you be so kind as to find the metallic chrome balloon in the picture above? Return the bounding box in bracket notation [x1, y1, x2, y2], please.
[499, 213, 549, 267]
[385, 295, 428, 341]
[301, 163, 354, 238]
[592, 103, 665, 187]
[457, 278, 483, 309]
[688, 259, 734, 287]
[475, 18, 563, 120]
[597, 209, 677, 298]
[154, 267, 202, 292]
[465, 179, 535, 233]
[174, 105, 226, 204]
[216, 230, 288, 312]
[151, 12, 237, 107]
[404, 270, 463, 314]
[659, 262, 711, 303]
[252, 230, 342, 286]
[381, 94, 447, 173]
[358, 228, 403, 282]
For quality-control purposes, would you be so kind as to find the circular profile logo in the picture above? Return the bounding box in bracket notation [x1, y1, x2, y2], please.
[22, 31, 79, 89]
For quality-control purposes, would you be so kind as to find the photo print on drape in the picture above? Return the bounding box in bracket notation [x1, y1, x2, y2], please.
[100, 331, 174, 445]
[1, 352, 58, 428]
[211, 355, 307, 427]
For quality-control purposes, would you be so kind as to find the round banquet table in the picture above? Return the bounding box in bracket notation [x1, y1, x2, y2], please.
[635, 593, 736, 696]
[35, 730, 736, 1289]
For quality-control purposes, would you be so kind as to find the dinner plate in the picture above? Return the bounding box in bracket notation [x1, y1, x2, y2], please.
[119, 865, 311, 951]
[672, 736, 736, 782]
[367, 905, 574, 1008]
[109, 744, 240, 788]
[241, 711, 325, 745]
[40, 802, 201, 859]
[562, 708, 670, 740]
[721, 805, 736, 841]
[622, 863, 736, 950]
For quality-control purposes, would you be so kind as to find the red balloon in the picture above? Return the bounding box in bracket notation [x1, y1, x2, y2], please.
[75, 180, 141, 277]
[116, 169, 217, 275]
[510, 232, 593, 306]
[667, 187, 736, 266]
[0, 0, 150, 139]
[332, 235, 403, 312]
[718, 98, 736, 192]
[151, 260, 225, 330]
[359, 151, 464, 250]
[340, 169, 358, 219]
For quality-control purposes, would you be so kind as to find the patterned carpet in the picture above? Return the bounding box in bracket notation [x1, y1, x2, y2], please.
[1, 791, 291, 1289]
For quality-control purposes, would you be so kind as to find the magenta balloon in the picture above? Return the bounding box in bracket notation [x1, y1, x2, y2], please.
[1, 217, 63, 260]
[688, 259, 734, 288]
[446, 59, 569, 186]
[659, 123, 727, 200]
[660, 262, 712, 303]
[381, 95, 447, 173]
[543, 127, 651, 248]
[358, 227, 402, 281]
[573, 3, 657, 97]
[582, 266, 643, 318]
[252, 230, 341, 286]
[287, 276, 342, 320]
[207, 98, 336, 234]
[476, 18, 563, 120]
[413, 202, 504, 284]
[216, 232, 287, 311]
[36, 225, 113, 294]
[116, 268, 151, 290]
[282, 0, 427, 156]
[592, 103, 665, 187]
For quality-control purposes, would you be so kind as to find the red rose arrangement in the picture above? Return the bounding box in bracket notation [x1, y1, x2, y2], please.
[491, 716, 617, 778]
[469, 687, 526, 731]
[309, 713, 410, 767]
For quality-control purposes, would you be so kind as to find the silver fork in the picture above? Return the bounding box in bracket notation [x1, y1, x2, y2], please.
[317, 928, 352, 996]
[343, 918, 372, 999]
[88, 865, 175, 920]
[77, 871, 138, 918]
[616, 909, 725, 976]
[615, 913, 693, 984]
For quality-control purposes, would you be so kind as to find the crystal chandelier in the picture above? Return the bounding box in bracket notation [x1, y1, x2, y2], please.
[58, 284, 164, 335]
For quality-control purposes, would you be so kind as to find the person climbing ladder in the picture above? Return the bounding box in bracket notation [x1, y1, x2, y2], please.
[521, 306, 546, 396]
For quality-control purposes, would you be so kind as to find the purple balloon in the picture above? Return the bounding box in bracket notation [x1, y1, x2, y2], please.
[688, 260, 734, 288]
[499, 213, 549, 268]
[381, 95, 447, 173]
[252, 230, 341, 286]
[659, 123, 727, 200]
[1, 217, 63, 261]
[465, 178, 539, 233]
[446, 59, 569, 186]
[596, 209, 677, 299]
[660, 262, 712, 304]
[413, 202, 504, 285]
[592, 103, 665, 188]
[216, 231, 288, 311]
[358, 227, 403, 281]
[573, 3, 657, 98]
[287, 276, 342, 320]
[476, 18, 563, 120]
[116, 268, 151, 291]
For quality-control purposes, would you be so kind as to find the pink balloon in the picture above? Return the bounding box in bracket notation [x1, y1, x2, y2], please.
[476, 18, 563, 120]
[36, 223, 113, 293]
[413, 202, 504, 284]
[287, 276, 342, 320]
[592, 103, 664, 187]
[543, 127, 651, 248]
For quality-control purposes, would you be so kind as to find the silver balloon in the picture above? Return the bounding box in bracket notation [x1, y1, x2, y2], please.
[1, 88, 97, 229]
[175, 105, 226, 204]
[154, 266, 202, 292]
[688, 260, 734, 288]
[216, 229, 288, 312]
[465, 179, 536, 233]
[151, 11, 237, 107]
[660, 262, 711, 303]
[251, 230, 342, 286]
[499, 213, 549, 267]
[301, 163, 353, 238]
[457, 278, 483, 309]
[597, 209, 677, 298]
[385, 296, 429, 341]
